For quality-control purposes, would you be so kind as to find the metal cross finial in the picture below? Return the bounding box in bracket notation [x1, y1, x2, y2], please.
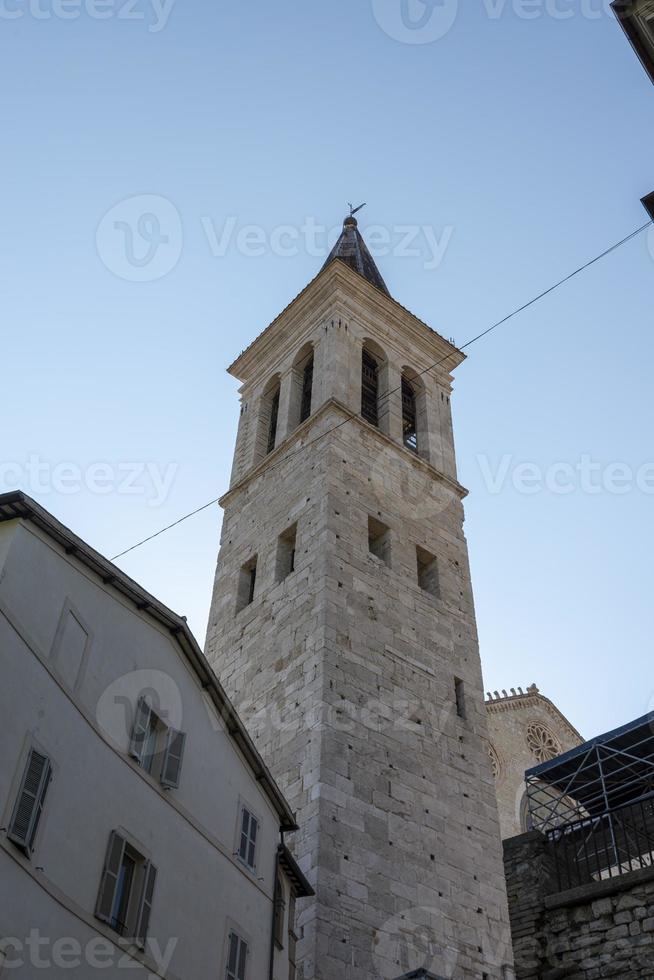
[347, 202, 366, 217]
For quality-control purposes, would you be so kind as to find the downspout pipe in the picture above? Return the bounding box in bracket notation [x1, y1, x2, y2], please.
[268, 837, 282, 980]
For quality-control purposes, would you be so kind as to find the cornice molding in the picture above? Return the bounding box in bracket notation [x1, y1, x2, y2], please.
[485, 690, 583, 744]
[219, 397, 468, 509]
[228, 260, 463, 384]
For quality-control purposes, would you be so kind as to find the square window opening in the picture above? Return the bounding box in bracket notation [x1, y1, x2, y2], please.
[236, 556, 258, 613]
[275, 524, 297, 583]
[368, 517, 391, 567]
[416, 546, 440, 598]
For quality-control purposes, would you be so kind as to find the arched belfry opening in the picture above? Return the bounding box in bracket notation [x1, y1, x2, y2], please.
[360, 340, 387, 431]
[267, 386, 280, 453]
[288, 343, 314, 433]
[361, 349, 379, 426]
[401, 366, 428, 460]
[255, 374, 281, 461]
[401, 376, 418, 452]
[300, 353, 313, 423]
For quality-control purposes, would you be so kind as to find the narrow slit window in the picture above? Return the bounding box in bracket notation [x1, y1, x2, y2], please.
[361, 350, 379, 427]
[402, 377, 418, 452]
[454, 677, 466, 719]
[236, 557, 258, 613]
[276, 523, 297, 582]
[267, 388, 280, 454]
[368, 516, 391, 567]
[416, 546, 440, 598]
[300, 355, 313, 423]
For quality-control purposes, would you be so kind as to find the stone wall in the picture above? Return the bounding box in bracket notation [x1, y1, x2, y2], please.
[504, 830, 654, 979]
[485, 690, 583, 841]
[206, 260, 513, 979]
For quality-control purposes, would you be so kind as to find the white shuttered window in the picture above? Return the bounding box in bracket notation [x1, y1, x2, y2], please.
[8, 748, 52, 856]
[226, 932, 248, 980]
[129, 695, 186, 789]
[238, 808, 258, 870]
[95, 830, 157, 948]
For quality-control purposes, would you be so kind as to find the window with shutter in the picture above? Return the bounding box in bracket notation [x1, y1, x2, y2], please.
[8, 748, 52, 856]
[160, 729, 186, 789]
[136, 861, 157, 948]
[96, 831, 156, 943]
[129, 697, 186, 788]
[129, 696, 153, 766]
[238, 808, 259, 870]
[95, 831, 127, 925]
[226, 932, 248, 980]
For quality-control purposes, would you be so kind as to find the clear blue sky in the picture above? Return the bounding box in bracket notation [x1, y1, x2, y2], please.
[3, 0, 653, 739]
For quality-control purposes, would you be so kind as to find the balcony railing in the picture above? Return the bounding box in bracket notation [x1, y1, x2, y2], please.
[547, 794, 654, 892]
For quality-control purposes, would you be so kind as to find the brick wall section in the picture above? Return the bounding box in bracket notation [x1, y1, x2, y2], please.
[504, 830, 654, 979]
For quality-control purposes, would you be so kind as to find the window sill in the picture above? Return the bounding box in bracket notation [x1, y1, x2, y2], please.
[236, 856, 258, 877]
[367, 553, 390, 570]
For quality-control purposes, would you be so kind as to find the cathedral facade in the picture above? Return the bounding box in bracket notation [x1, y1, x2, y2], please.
[485, 685, 583, 841]
[206, 216, 513, 979]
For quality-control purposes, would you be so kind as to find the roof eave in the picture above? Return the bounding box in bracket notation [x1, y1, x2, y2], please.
[0, 491, 298, 833]
[278, 843, 315, 898]
[485, 688, 584, 744]
[227, 259, 464, 383]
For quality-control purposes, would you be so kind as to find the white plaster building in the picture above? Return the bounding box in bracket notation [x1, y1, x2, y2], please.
[206, 216, 514, 979]
[0, 491, 312, 979]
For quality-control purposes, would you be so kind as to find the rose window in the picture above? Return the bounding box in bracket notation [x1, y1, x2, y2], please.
[526, 724, 561, 763]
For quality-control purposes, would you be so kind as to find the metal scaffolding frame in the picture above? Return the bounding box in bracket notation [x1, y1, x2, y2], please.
[525, 712, 654, 888]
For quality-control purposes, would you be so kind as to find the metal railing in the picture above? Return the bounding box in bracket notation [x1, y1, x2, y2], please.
[548, 794, 654, 892]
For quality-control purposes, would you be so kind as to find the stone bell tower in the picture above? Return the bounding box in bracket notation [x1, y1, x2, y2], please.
[205, 215, 513, 980]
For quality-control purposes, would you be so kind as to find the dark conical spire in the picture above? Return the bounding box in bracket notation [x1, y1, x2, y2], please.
[321, 215, 390, 296]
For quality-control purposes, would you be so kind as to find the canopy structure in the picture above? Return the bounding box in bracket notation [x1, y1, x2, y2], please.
[527, 711, 654, 830]
[526, 712, 654, 888]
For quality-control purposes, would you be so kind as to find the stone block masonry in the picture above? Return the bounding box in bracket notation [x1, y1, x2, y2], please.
[206, 238, 513, 979]
[504, 830, 654, 978]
